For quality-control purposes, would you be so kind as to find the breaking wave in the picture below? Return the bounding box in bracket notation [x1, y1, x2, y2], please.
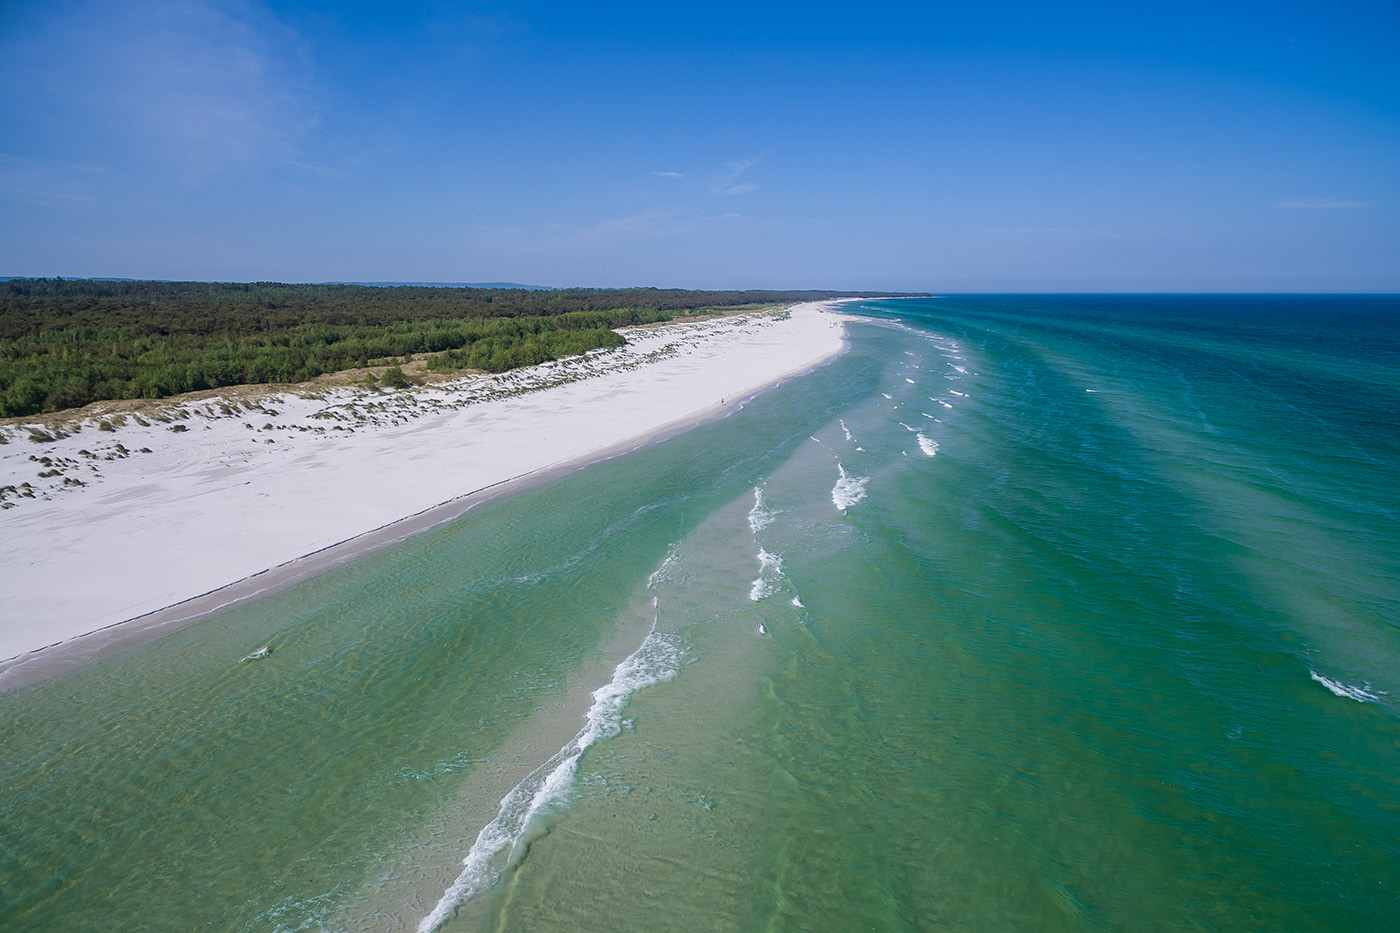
[419, 624, 682, 932]
[1310, 671, 1382, 703]
[748, 485, 776, 533]
[832, 463, 869, 511]
[749, 548, 784, 601]
[647, 548, 680, 588]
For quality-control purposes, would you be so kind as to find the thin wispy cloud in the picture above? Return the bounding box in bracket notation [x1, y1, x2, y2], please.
[587, 209, 686, 238]
[477, 157, 766, 255]
[711, 158, 760, 197]
[645, 158, 760, 198]
[990, 225, 1142, 240]
[0, 155, 107, 207]
[2, 0, 319, 181]
[1276, 199, 1371, 209]
[423, 8, 529, 40]
[719, 182, 757, 197]
[471, 205, 752, 255]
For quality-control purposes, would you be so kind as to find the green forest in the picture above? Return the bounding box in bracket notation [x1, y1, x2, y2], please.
[0, 279, 871, 418]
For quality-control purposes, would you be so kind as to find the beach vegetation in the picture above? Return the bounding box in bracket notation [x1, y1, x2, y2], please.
[0, 279, 881, 418]
[379, 365, 409, 388]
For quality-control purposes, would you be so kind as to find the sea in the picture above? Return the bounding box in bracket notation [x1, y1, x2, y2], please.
[2, 295, 1398, 931]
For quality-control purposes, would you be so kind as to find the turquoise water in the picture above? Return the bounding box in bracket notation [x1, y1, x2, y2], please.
[2, 296, 1398, 930]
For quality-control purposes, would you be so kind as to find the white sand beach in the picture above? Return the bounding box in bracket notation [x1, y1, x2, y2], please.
[0, 302, 851, 676]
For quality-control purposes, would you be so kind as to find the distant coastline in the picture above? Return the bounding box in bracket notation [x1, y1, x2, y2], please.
[0, 280, 912, 420]
[0, 276, 556, 289]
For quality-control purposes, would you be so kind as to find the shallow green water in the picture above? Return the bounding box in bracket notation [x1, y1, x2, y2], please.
[3, 296, 1398, 931]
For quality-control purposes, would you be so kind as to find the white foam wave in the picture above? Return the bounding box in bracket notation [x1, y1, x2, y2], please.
[917, 433, 939, 456]
[905, 378, 915, 384]
[418, 627, 681, 932]
[240, 645, 271, 662]
[938, 400, 953, 410]
[952, 365, 969, 374]
[1310, 671, 1381, 703]
[791, 596, 804, 608]
[839, 419, 854, 442]
[748, 485, 776, 533]
[832, 464, 869, 511]
[898, 422, 917, 432]
[647, 550, 679, 588]
[881, 393, 892, 400]
[749, 548, 784, 601]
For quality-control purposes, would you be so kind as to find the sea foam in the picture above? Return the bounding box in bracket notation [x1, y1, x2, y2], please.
[749, 548, 784, 601]
[832, 464, 869, 511]
[1310, 671, 1381, 703]
[748, 485, 776, 533]
[419, 625, 681, 932]
[916, 433, 939, 456]
[647, 549, 680, 588]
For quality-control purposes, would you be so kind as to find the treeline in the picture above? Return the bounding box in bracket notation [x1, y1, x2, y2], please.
[0, 279, 878, 417]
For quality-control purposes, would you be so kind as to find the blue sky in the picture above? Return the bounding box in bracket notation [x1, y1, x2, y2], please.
[1, 0, 1397, 290]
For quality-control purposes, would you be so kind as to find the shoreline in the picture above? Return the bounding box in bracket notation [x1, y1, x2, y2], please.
[0, 301, 859, 692]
